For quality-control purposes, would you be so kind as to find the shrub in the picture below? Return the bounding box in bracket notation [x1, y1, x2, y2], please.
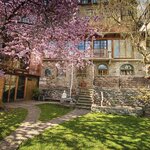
[32, 88, 41, 100]
[135, 88, 150, 108]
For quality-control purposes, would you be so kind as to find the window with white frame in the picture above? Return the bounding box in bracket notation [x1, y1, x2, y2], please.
[78, 41, 90, 51]
[98, 64, 108, 76]
[113, 39, 133, 58]
[79, 0, 97, 4]
[120, 64, 134, 75]
[94, 40, 107, 49]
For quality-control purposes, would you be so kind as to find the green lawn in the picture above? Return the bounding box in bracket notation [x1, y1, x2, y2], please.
[37, 103, 73, 122]
[20, 113, 150, 150]
[0, 108, 27, 140]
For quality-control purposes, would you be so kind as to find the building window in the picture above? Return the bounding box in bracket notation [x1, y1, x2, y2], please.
[120, 64, 134, 75]
[45, 69, 51, 76]
[98, 64, 108, 76]
[78, 0, 97, 4]
[91, 0, 97, 3]
[81, 0, 88, 4]
[113, 39, 133, 58]
[78, 41, 90, 51]
[20, 16, 31, 24]
[94, 40, 107, 49]
[93, 40, 108, 57]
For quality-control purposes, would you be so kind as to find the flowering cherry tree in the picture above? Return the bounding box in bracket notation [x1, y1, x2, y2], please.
[0, 0, 91, 76]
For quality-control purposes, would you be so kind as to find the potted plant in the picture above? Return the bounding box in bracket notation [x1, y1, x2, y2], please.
[32, 88, 41, 100]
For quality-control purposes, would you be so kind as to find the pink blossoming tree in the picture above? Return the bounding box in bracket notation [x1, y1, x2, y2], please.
[0, 0, 91, 76]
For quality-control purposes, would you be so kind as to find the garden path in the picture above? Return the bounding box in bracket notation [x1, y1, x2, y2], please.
[0, 101, 89, 150]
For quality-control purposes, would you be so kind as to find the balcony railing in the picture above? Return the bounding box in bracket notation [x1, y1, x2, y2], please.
[93, 49, 109, 58]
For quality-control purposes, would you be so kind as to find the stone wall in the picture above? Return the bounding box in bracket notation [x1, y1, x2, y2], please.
[94, 61, 145, 77]
[39, 86, 77, 101]
[93, 88, 139, 107]
[40, 60, 147, 90]
[40, 60, 94, 91]
[39, 61, 71, 89]
[94, 76, 150, 88]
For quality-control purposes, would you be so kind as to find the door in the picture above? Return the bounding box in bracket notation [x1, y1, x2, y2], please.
[3, 75, 18, 102]
[16, 76, 25, 99]
[25, 77, 38, 100]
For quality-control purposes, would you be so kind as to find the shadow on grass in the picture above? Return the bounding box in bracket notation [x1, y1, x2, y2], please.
[20, 113, 150, 150]
[0, 108, 27, 141]
[37, 103, 73, 122]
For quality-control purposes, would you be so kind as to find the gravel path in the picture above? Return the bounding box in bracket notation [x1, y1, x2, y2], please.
[0, 101, 90, 150]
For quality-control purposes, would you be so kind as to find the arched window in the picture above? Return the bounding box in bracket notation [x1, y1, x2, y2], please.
[45, 69, 51, 76]
[120, 64, 134, 75]
[98, 64, 108, 76]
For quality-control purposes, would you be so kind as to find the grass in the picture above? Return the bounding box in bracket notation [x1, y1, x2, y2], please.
[20, 113, 150, 150]
[0, 108, 27, 141]
[37, 103, 73, 122]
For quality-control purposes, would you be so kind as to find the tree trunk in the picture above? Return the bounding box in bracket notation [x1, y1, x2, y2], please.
[70, 63, 74, 98]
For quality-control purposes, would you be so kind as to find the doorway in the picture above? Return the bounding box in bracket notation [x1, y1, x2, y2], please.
[16, 76, 25, 100]
[25, 77, 38, 100]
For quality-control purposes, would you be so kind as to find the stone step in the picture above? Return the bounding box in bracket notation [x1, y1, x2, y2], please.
[78, 92, 93, 96]
[79, 93, 93, 97]
[76, 102, 92, 106]
[79, 92, 93, 95]
[77, 100, 92, 104]
[80, 88, 94, 91]
[78, 97, 92, 100]
[79, 96, 92, 99]
[76, 105, 91, 110]
[80, 90, 94, 93]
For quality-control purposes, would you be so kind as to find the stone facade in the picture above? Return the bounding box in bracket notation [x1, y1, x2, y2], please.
[93, 88, 138, 107]
[94, 76, 150, 88]
[39, 60, 94, 99]
[39, 59, 150, 103]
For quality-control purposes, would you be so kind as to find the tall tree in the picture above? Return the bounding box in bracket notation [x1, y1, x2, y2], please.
[89, 0, 150, 64]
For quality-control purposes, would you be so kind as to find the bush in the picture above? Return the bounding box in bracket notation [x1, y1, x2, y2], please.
[134, 88, 150, 108]
[32, 88, 41, 100]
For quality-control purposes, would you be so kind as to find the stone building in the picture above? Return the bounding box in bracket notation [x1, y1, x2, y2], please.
[39, 0, 150, 108]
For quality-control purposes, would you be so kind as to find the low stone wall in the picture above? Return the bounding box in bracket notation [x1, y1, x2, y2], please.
[94, 76, 150, 88]
[39, 87, 77, 101]
[93, 88, 138, 107]
[91, 105, 143, 116]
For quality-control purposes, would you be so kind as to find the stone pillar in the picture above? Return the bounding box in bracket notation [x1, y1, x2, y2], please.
[108, 49, 112, 59]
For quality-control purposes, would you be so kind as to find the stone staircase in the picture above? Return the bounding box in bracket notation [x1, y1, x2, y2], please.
[76, 88, 94, 110]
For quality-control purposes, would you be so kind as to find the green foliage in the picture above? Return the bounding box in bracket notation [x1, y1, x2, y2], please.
[0, 108, 27, 140]
[20, 113, 150, 150]
[32, 88, 41, 100]
[37, 104, 73, 122]
[135, 88, 150, 107]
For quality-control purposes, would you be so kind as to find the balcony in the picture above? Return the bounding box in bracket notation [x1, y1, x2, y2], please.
[93, 49, 109, 58]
